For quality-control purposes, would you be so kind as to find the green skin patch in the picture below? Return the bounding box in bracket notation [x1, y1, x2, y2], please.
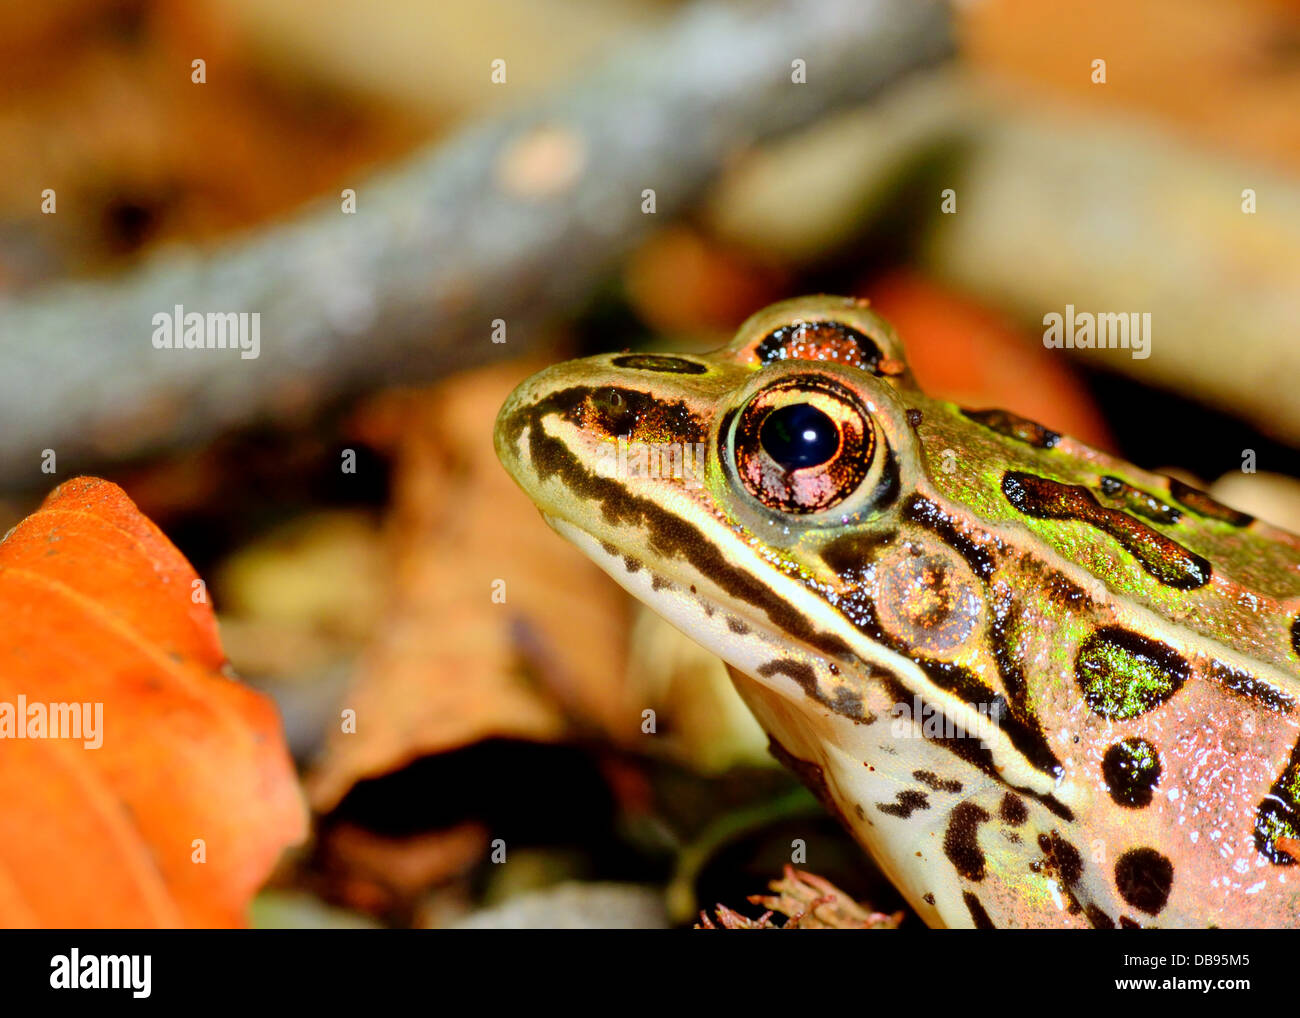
[1075, 628, 1189, 720]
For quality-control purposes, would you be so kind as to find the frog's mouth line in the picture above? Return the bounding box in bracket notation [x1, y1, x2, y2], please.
[540, 511, 884, 712]
[543, 512, 797, 652]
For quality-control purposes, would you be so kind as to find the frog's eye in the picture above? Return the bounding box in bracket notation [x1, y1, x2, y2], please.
[760, 403, 839, 471]
[731, 379, 874, 514]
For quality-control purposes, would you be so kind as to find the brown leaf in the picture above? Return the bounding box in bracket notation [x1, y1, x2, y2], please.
[308, 362, 637, 811]
[319, 822, 488, 915]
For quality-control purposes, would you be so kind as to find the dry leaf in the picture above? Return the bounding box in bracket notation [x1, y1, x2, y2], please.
[698, 866, 903, 930]
[308, 362, 637, 811]
[319, 822, 488, 915]
[0, 477, 306, 927]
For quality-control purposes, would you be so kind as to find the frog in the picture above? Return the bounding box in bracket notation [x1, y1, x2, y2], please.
[494, 295, 1300, 928]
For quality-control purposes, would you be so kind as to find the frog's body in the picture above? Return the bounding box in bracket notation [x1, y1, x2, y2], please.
[494, 296, 1300, 928]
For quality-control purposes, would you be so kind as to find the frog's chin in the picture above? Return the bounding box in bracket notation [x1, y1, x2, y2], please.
[543, 513, 952, 919]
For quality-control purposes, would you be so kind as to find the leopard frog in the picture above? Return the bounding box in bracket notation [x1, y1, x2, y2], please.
[494, 296, 1300, 928]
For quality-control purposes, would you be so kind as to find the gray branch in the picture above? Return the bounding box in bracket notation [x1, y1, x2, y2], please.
[0, 0, 953, 485]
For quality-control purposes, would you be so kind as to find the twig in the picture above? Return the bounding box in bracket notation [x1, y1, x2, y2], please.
[0, 0, 953, 485]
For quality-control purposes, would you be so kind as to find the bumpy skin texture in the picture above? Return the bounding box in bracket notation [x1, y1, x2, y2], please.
[495, 296, 1300, 928]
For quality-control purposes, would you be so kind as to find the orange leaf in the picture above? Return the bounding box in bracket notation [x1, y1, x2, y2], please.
[0, 477, 306, 927]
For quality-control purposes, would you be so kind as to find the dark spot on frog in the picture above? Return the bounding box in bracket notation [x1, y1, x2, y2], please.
[962, 407, 1060, 449]
[831, 687, 874, 724]
[913, 770, 962, 793]
[726, 616, 749, 635]
[1114, 847, 1174, 915]
[906, 408, 923, 428]
[1102, 737, 1162, 808]
[854, 804, 866, 820]
[1291, 616, 1300, 660]
[623, 556, 641, 573]
[758, 658, 875, 724]
[1098, 475, 1181, 525]
[1043, 570, 1091, 608]
[689, 584, 696, 594]
[610, 353, 707, 375]
[1003, 471, 1211, 590]
[923, 892, 936, 906]
[1254, 733, 1300, 864]
[944, 802, 991, 881]
[1119, 915, 1142, 929]
[1167, 477, 1253, 527]
[1085, 903, 1116, 929]
[601, 541, 617, 556]
[962, 891, 996, 928]
[876, 789, 929, 818]
[650, 574, 670, 592]
[998, 792, 1028, 826]
[828, 662, 840, 675]
[1037, 830, 1084, 885]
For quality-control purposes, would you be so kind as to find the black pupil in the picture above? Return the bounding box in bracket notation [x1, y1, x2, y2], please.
[759, 403, 839, 470]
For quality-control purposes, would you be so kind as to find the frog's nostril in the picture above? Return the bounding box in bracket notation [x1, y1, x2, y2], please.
[591, 387, 635, 436]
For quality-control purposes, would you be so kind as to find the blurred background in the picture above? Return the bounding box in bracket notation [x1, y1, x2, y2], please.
[2, 0, 1299, 928]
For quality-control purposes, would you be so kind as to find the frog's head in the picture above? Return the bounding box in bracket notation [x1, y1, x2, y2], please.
[494, 296, 963, 706]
